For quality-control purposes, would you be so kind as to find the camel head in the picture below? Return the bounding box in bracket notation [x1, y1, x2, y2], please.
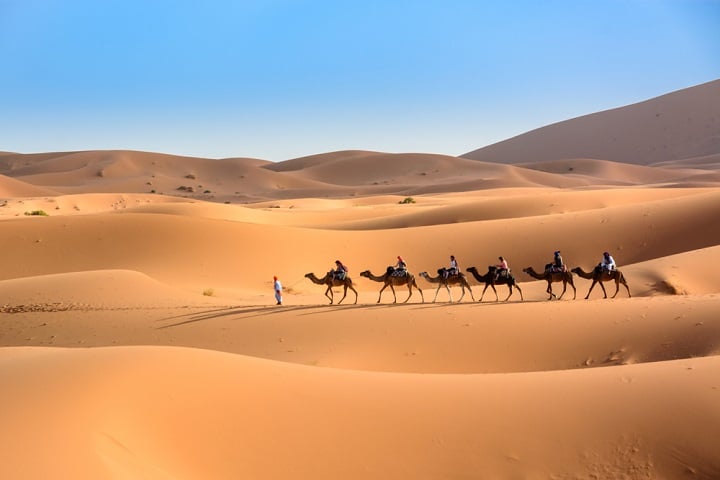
[360, 270, 371, 278]
[570, 267, 581, 274]
[419, 271, 429, 278]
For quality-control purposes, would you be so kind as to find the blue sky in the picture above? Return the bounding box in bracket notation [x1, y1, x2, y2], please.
[1, 0, 719, 161]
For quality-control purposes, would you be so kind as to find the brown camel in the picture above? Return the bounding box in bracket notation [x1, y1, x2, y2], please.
[466, 266, 523, 302]
[360, 267, 424, 304]
[571, 266, 631, 299]
[304, 271, 358, 305]
[522, 266, 576, 300]
[418, 269, 475, 303]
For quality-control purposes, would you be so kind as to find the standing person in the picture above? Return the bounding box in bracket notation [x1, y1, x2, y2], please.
[395, 256, 407, 275]
[273, 276, 282, 305]
[495, 256, 509, 281]
[333, 260, 348, 280]
[599, 251, 616, 273]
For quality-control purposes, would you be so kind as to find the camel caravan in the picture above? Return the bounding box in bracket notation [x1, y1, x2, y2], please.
[303, 252, 630, 305]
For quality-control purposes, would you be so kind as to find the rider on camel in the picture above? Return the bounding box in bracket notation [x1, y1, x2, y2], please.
[333, 260, 348, 280]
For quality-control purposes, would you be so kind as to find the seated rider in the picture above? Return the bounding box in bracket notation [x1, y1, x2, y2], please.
[444, 255, 459, 279]
[598, 251, 616, 273]
[495, 256, 509, 281]
[333, 260, 348, 280]
[395, 256, 407, 276]
[551, 250, 565, 273]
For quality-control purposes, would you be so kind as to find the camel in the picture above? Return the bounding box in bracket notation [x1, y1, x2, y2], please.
[360, 267, 424, 304]
[418, 269, 475, 303]
[304, 271, 358, 305]
[571, 266, 631, 299]
[466, 266, 524, 302]
[522, 266, 576, 300]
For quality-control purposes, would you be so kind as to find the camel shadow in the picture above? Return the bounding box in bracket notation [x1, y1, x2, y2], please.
[156, 302, 398, 329]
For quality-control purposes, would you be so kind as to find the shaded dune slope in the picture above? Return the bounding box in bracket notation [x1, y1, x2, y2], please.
[463, 79, 720, 165]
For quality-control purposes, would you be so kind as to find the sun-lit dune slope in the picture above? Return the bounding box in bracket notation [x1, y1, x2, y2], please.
[0, 346, 718, 480]
[314, 187, 714, 229]
[462, 79, 720, 165]
[0, 188, 718, 299]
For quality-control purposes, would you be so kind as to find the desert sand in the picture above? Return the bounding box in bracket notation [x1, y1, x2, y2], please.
[1, 81, 719, 479]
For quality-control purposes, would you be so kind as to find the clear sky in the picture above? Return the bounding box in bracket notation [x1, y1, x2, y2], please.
[1, 0, 719, 161]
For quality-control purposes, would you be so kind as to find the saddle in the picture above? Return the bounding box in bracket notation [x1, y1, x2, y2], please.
[489, 266, 509, 280]
[438, 267, 458, 279]
[594, 265, 613, 276]
[388, 266, 407, 277]
[545, 263, 566, 273]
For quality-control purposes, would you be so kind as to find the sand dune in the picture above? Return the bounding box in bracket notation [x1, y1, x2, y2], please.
[1, 346, 718, 479]
[0, 174, 59, 197]
[2, 80, 720, 479]
[4, 145, 719, 204]
[463, 79, 720, 165]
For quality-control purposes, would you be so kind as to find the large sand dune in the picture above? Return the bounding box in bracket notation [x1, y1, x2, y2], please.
[462, 79, 720, 165]
[1, 80, 719, 479]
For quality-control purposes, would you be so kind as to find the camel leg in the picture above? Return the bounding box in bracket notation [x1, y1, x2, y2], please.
[403, 283, 414, 303]
[432, 285, 442, 303]
[455, 285, 463, 303]
[558, 281, 568, 300]
[465, 283, 475, 302]
[558, 280, 567, 300]
[569, 280, 577, 300]
[338, 285, 348, 304]
[584, 280, 597, 300]
[599, 281, 608, 299]
[612, 279, 630, 298]
[491, 284, 499, 302]
[377, 283, 389, 303]
[546, 282, 556, 300]
[585, 279, 602, 300]
[446, 284, 453, 303]
[390, 285, 398, 303]
[325, 285, 334, 304]
[479, 284, 489, 302]
[515, 283, 524, 301]
[504, 285, 512, 302]
[411, 280, 424, 303]
[350, 285, 359, 304]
